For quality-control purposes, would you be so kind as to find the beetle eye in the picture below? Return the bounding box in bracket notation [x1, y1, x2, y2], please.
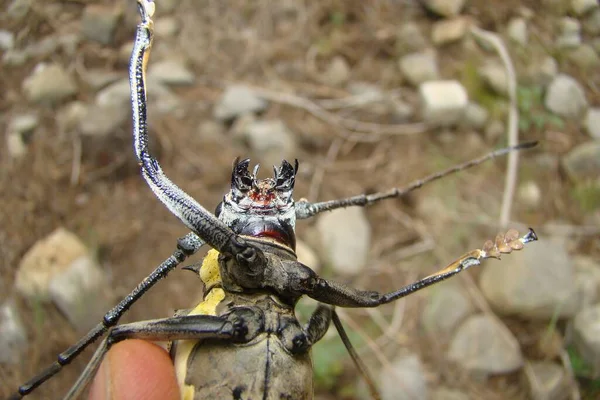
[214, 202, 223, 217]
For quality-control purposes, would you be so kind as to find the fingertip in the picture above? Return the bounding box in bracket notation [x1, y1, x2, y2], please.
[89, 340, 180, 400]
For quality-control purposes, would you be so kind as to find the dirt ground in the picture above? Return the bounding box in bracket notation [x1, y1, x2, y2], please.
[1, 1, 599, 399]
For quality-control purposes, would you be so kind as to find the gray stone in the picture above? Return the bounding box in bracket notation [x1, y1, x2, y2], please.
[421, 281, 475, 336]
[0, 300, 28, 364]
[419, 80, 468, 126]
[396, 22, 428, 53]
[82, 69, 121, 90]
[316, 207, 371, 276]
[507, 17, 528, 46]
[479, 61, 508, 96]
[48, 256, 111, 331]
[485, 119, 505, 142]
[156, 0, 177, 13]
[296, 239, 321, 274]
[97, 77, 180, 114]
[536, 57, 559, 85]
[448, 314, 523, 375]
[572, 303, 600, 372]
[154, 16, 180, 38]
[571, 0, 599, 16]
[525, 361, 570, 400]
[235, 119, 296, 165]
[399, 51, 439, 87]
[96, 78, 131, 107]
[148, 59, 195, 85]
[544, 74, 588, 118]
[0, 30, 15, 51]
[79, 103, 130, 136]
[464, 102, 489, 129]
[81, 5, 121, 45]
[479, 238, 578, 319]
[562, 141, 600, 183]
[213, 85, 269, 121]
[431, 17, 469, 46]
[517, 181, 542, 209]
[319, 56, 351, 86]
[23, 63, 78, 104]
[431, 388, 469, 400]
[557, 17, 582, 48]
[9, 113, 38, 134]
[584, 108, 600, 139]
[379, 353, 428, 400]
[57, 101, 88, 132]
[7, 0, 32, 20]
[569, 44, 600, 70]
[423, 0, 466, 17]
[15, 228, 91, 300]
[573, 256, 600, 309]
[583, 9, 600, 35]
[6, 132, 27, 158]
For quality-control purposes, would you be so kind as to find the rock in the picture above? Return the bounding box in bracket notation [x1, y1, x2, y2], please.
[484, 119, 505, 142]
[0, 30, 15, 50]
[0, 300, 28, 364]
[573, 256, 600, 309]
[431, 17, 469, 46]
[316, 207, 371, 276]
[396, 22, 428, 53]
[234, 119, 296, 167]
[156, 0, 177, 13]
[6, 132, 27, 158]
[464, 102, 489, 129]
[7, 0, 32, 20]
[544, 74, 587, 118]
[479, 61, 508, 96]
[507, 17, 528, 46]
[447, 314, 523, 375]
[479, 238, 578, 319]
[535, 56, 559, 85]
[421, 281, 475, 337]
[399, 51, 439, 86]
[583, 9, 600, 35]
[79, 103, 130, 136]
[57, 101, 87, 132]
[568, 44, 600, 69]
[431, 388, 469, 400]
[517, 181, 542, 209]
[6, 114, 38, 158]
[154, 16, 179, 38]
[98, 77, 180, 114]
[562, 141, 600, 183]
[296, 239, 321, 274]
[571, 0, 599, 16]
[23, 63, 78, 104]
[82, 69, 121, 90]
[319, 56, 351, 86]
[423, 0, 466, 17]
[81, 5, 121, 45]
[378, 353, 428, 400]
[213, 85, 269, 121]
[148, 59, 195, 85]
[96, 78, 131, 107]
[584, 108, 600, 139]
[9, 113, 38, 134]
[524, 361, 570, 400]
[556, 17, 581, 48]
[572, 303, 600, 372]
[48, 256, 111, 331]
[419, 80, 468, 126]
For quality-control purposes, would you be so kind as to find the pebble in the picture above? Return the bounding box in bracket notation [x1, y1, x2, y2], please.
[524, 361, 570, 400]
[81, 4, 122, 45]
[15, 228, 92, 300]
[517, 181, 542, 209]
[154, 16, 180, 38]
[544, 74, 588, 118]
[582, 9, 600, 35]
[9, 113, 38, 134]
[0, 300, 28, 364]
[556, 17, 581, 48]
[82, 69, 121, 90]
[507, 17, 528, 46]
[419, 80, 468, 126]
[0, 30, 15, 50]
[423, 0, 466, 17]
[584, 108, 600, 139]
[431, 17, 469, 46]
[396, 22, 428, 53]
[572, 303, 600, 372]
[464, 102, 489, 130]
[6, 132, 27, 158]
[561, 141, 600, 183]
[399, 50, 440, 86]
[479, 61, 508, 96]
[22, 63, 78, 104]
[319, 56, 351, 86]
[7, 0, 32, 20]
[378, 353, 428, 400]
[568, 44, 600, 70]
[479, 238, 578, 319]
[213, 85, 269, 121]
[447, 314, 523, 375]
[316, 207, 371, 276]
[573, 256, 600, 309]
[148, 59, 195, 85]
[571, 0, 599, 16]
[421, 281, 475, 337]
[79, 103, 130, 136]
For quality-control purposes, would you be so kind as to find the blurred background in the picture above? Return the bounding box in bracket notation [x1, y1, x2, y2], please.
[1, 0, 599, 399]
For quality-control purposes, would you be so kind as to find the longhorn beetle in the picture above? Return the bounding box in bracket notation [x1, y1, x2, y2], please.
[10, 1, 538, 399]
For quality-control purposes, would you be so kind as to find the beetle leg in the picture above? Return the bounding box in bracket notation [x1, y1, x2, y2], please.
[295, 141, 537, 220]
[64, 307, 265, 399]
